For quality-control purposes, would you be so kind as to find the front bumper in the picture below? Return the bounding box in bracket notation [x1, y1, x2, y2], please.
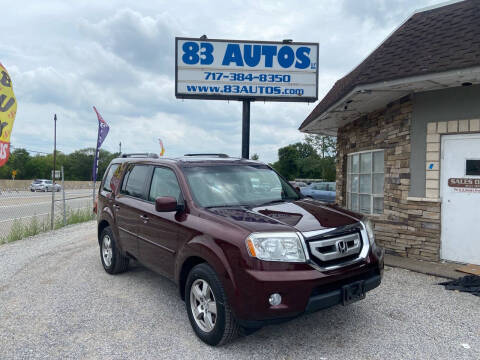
[235, 250, 384, 328]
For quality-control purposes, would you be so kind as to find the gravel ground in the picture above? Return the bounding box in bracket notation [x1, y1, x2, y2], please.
[0, 221, 479, 360]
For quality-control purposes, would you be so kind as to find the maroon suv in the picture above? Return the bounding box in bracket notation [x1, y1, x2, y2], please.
[96, 153, 384, 346]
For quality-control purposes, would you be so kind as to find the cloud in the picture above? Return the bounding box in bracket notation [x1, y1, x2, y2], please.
[1, 0, 449, 163]
[79, 9, 180, 74]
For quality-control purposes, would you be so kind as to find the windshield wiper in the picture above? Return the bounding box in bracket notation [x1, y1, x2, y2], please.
[205, 204, 250, 209]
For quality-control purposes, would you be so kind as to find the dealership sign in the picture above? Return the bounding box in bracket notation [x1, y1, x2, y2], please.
[175, 38, 319, 102]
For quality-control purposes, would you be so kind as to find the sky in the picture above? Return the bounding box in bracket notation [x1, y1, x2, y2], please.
[1, 0, 450, 163]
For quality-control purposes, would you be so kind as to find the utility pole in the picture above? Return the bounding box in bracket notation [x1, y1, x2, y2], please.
[119, 141, 122, 154]
[51, 114, 57, 230]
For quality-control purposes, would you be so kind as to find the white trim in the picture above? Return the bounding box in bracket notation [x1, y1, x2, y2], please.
[347, 149, 385, 156]
[407, 196, 441, 203]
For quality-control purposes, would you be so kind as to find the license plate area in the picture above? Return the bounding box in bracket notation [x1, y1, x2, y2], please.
[342, 280, 365, 305]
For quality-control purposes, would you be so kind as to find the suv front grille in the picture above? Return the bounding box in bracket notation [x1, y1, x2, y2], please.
[306, 230, 364, 268]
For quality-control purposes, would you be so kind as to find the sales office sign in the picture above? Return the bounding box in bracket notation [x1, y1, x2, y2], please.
[175, 38, 319, 102]
[448, 178, 480, 193]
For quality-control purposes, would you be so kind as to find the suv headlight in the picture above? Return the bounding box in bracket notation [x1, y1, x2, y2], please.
[363, 219, 375, 246]
[246, 232, 306, 262]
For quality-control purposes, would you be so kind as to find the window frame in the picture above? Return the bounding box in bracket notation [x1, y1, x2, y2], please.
[346, 149, 384, 215]
[146, 165, 185, 205]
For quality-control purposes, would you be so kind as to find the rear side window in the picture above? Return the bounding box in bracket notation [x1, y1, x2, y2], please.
[121, 165, 151, 199]
[103, 164, 119, 192]
[149, 167, 183, 203]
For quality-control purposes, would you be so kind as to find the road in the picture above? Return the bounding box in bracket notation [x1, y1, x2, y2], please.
[0, 222, 479, 360]
[0, 189, 93, 238]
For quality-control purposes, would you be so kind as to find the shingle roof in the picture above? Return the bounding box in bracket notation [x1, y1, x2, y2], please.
[300, 0, 480, 130]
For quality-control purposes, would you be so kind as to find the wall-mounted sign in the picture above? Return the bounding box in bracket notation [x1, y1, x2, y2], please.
[448, 178, 480, 193]
[175, 38, 318, 102]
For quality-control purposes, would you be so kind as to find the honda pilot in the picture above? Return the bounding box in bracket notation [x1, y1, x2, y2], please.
[96, 153, 384, 346]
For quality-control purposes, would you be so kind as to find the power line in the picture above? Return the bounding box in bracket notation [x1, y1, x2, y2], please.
[10, 145, 51, 155]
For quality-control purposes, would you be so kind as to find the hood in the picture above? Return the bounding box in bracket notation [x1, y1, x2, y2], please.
[206, 199, 360, 233]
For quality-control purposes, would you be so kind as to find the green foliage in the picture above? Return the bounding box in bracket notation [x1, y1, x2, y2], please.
[272, 136, 337, 181]
[2, 216, 50, 243]
[250, 153, 259, 160]
[304, 134, 337, 158]
[0, 148, 119, 181]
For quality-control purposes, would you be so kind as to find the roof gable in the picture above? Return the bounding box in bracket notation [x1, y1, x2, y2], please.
[300, 0, 480, 131]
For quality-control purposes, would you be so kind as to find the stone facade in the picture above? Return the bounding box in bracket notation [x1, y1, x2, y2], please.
[336, 96, 441, 261]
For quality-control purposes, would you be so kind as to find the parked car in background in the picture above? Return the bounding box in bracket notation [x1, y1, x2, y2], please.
[301, 182, 336, 202]
[46, 183, 62, 192]
[96, 154, 383, 346]
[30, 179, 52, 192]
[289, 181, 307, 188]
[29, 179, 61, 192]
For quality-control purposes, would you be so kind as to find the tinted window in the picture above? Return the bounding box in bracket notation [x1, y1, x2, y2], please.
[121, 165, 150, 198]
[103, 164, 119, 192]
[466, 160, 480, 176]
[148, 167, 182, 202]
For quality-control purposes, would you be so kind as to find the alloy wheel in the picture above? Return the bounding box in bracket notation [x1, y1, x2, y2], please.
[102, 235, 113, 267]
[190, 279, 217, 332]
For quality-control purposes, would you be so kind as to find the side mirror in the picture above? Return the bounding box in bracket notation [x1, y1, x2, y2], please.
[295, 186, 301, 192]
[155, 196, 182, 212]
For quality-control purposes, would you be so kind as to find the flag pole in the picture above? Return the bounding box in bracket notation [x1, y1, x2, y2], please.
[92, 122, 100, 209]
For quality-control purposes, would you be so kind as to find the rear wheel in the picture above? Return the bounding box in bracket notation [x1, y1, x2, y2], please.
[185, 263, 239, 346]
[100, 226, 129, 274]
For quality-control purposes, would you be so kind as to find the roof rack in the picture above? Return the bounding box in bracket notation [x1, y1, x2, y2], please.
[183, 153, 229, 158]
[121, 153, 159, 158]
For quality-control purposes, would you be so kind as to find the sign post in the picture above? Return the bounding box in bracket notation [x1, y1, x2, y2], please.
[175, 38, 319, 158]
[242, 100, 251, 159]
[51, 114, 57, 230]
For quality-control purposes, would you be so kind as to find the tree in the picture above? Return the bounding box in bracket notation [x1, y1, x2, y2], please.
[304, 134, 337, 158]
[0, 147, 120, 181]
[272, 140, 336, 182]
[250, 153, 259, 160]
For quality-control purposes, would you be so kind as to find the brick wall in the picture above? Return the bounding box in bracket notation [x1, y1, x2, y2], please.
[336, 96, 441, 261]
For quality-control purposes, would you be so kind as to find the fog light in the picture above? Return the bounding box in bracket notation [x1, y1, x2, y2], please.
[269, 293, 282, 306]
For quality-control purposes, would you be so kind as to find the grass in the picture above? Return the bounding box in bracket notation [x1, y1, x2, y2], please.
[1, 207, 95, 244]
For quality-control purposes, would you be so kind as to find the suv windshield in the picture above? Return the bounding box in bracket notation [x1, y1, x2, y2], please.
[183, 165, 300, 208]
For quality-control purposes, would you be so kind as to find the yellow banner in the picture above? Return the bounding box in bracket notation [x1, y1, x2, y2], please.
[0, 63, 17, 166]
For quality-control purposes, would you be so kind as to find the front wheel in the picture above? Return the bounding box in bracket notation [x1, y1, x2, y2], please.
[100, 227, 129, 274]
[185, 263, 239, 346]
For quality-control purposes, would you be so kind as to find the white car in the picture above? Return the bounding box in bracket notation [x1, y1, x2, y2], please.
[29, 179, 61, 192]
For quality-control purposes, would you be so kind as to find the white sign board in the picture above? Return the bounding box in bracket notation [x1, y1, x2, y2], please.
[175, 38, 318, 102]
[51, 170, 61, 179]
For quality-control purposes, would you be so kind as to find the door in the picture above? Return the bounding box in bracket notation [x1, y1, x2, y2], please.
[114, 164, 152, 259]
[137, 166, 184, 278]
[441, 134, 480, 264]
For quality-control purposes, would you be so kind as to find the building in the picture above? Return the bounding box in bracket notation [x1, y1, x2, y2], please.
[300, 0, 480, 264]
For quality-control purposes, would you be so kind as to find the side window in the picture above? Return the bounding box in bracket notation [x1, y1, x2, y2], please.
[149, 167, 183, 203]
[103, 164, 119, 192]
[121, 165, 151, 199]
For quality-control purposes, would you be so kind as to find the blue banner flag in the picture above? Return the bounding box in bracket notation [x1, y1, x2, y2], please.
[92, 106, 110, 182]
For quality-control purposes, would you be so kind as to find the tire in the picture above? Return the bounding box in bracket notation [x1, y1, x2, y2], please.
[100, 226, 129, 274]
[185, 263, 239, 346]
